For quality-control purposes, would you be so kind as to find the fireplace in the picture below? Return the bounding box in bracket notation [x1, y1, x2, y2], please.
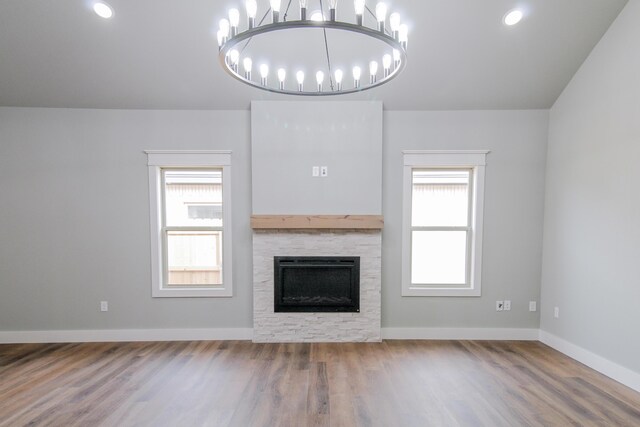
[274, 256, 360, 312]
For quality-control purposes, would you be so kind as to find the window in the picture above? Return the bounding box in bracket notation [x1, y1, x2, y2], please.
[402, 151, 488, 296]
[146, 151, 232, 297]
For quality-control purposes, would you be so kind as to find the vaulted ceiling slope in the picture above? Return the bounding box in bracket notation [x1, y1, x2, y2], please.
[0, 0, 628, 110]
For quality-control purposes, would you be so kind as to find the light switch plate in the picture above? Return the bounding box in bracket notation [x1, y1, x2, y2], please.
[312, 166, 319, 177]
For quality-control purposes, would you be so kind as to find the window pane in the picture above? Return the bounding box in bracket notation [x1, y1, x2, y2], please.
[411, 231, 467, 284]
[164, 170, 223, 227]
[167, 230, 222, 286]
[412, 170, 469, 227]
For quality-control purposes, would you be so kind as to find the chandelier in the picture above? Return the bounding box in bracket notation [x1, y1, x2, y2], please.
[216, 0, 409, 96]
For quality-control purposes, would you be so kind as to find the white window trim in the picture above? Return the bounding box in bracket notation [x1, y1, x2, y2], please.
[402, 150, 489, 297]
[145, 150, 233, 297]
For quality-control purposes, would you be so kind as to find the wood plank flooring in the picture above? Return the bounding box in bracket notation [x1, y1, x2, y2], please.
[1, 340, 639, 426]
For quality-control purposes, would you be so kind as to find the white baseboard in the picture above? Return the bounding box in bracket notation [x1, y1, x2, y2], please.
[539, 330, 640, 393]
[0, 327, 540, 344]
[381, 327, 540, 340]
[0, 328, 253, 344]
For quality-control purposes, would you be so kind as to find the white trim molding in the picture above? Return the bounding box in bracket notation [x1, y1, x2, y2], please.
[0, 328, 253, 344]
[402, 150, 489, 297]
[382, 327, 539, 341]
[540, 330, 640, 393]
[145, 150, 233, 297]
[0, 327, 537, 344]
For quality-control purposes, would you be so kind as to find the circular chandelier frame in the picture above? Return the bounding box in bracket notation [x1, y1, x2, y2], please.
[217, 2, 409, 96]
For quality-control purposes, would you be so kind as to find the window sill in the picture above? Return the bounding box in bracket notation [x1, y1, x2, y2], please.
[402, 286, 481, 297]
[152, 287, 232, 298]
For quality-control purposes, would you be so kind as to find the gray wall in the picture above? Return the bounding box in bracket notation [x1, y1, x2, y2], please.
[251, 101, 382, 215]
[541, 1, 640, 372]
[383, 110, 548, 328]
[0, 106, 548, 332]
[0, 108, 253, 330]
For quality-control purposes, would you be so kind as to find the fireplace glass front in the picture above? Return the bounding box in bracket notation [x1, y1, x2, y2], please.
[274, 256, 360, 313]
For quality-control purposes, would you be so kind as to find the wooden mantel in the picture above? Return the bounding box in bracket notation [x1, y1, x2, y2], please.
[250, 215, 384, 230]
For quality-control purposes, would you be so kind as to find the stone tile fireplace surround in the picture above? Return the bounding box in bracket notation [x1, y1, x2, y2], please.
[250, 102, 383, 343]
[251, 216, 382, 343]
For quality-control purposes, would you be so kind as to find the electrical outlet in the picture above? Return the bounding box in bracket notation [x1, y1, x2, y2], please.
[504, 300, 511, 311]
[496, 301, 504, 311]
[312, 166, 319, 177]
[320, 166, 328, 177]
[100, 301, 108, 312]
[529, 301, 537, 312]
[554, 306, 560, 318]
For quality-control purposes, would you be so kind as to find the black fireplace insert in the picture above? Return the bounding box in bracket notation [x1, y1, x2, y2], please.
[274, 256, 360, 312]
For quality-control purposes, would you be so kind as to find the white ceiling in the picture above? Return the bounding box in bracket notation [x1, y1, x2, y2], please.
[0, 0, 628, 110]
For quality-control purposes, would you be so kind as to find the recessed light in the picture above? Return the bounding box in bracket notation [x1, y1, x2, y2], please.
[93, 2, 114, 19]
[503, 9, 523, 26]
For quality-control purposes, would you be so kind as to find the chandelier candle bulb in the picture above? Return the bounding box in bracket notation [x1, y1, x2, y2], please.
[310, 10, 324, 21]
[219, 18, 230, 37]
[296, 70, 305, 91]
[219, 18, 229, 45]
[229, 49, 240, 72]
[335, 69, 343, 91]
[299, 0, 307, 20]
[270, 0, 281, 22]
[390, 12, 400, 39]
[353, 66, 361, 88]
[393, 48, 401, 68]
[329, 0, 338, 21]
[369, 61, 378, 83]
[354, 0, 365, 25]
[399, 24, 408, 49]
[259, 64, 269, 85]
[376, 2, 387, 32]
[229, 9, 240, 36]
[243, 57, 253, 80]
[383, 54, 392, 77]
[216, 30, 224, 48]
[278, 68, 286, 90]
[246, 0, 257, 28]
[316, 71, 324, 92]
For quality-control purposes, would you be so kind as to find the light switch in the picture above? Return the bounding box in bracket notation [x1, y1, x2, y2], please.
[312, 166, 320, 177]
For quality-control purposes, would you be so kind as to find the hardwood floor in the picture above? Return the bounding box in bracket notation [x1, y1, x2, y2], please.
[1, 340, 639, 426]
